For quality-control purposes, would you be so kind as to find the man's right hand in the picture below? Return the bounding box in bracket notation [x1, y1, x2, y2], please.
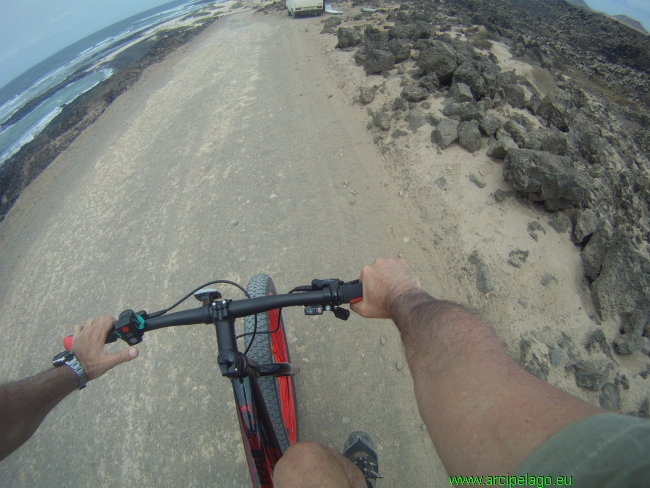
[350, 257, 421, 319]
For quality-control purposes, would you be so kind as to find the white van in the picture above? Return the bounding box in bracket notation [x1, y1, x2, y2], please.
[286, 0, 323, 18]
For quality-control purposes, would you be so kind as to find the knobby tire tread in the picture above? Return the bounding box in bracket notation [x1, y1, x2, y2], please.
[244, 274, 295, 453]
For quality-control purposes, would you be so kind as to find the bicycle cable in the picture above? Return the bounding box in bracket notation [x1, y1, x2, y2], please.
[237, 287, 301, 355]
[147, 280, 251, 318]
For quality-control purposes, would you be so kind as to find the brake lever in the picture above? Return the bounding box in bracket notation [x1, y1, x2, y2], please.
[332, 307, 350, 321]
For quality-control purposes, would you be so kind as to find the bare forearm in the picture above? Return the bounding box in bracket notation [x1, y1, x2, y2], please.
[0, 367, 78, 461]
[392, 290, 602, 476]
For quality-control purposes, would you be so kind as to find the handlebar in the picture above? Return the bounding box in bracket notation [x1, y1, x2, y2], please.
[63, 280, 362, 350]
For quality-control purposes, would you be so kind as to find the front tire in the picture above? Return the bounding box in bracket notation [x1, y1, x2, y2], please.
[244, 274, 298, 453]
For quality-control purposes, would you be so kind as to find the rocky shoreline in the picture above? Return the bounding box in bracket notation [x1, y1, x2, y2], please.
[316, 0, 650, 414]
[0, 13, 227, 221]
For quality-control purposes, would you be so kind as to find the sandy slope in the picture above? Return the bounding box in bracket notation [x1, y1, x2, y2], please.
[302, 2, 649, 415]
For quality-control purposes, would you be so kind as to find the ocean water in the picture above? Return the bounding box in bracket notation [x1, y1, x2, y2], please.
[0, 0, 216, 166]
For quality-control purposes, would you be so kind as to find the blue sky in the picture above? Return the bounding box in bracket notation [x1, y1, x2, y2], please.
[0, 0, 649, 90]
[586, 0, 650, 31]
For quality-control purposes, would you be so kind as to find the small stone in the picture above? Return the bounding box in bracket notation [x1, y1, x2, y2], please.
[550, 348, 563, 367]
[476, 262, 494, 293]
[232, 220, 240, 226]
[518, 298, 528, 308]
[380, 337, 386, 345]
[614, 336, 641, 355]
[599, 383, 620, 411]
[508, 250, 529, 268]
[342, 417, 351, 424]
[349, 199, 355, 205]
[541, 274, 556, 287]
[573, 360, 613, 391]
[469, 174, 486, 188]
[403, 237, 409, 243]
[359, 86, 377, 104]
[493, 189, 514, 202]
[434, 176, 447, 189]
[421, 424, 428, 431]
[350, 189, 357, 195]
[620, 375, 630, 390]
[270, 194, 277, 199]
[585, 329, 614, 359]
[398, 252, 404, 258]
[343, 181, 349, 186]
[528, 221, 546, 241]
[396, 362, 404, 371]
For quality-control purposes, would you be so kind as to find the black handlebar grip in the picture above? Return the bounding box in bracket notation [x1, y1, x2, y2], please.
[341, 283, 363, 304]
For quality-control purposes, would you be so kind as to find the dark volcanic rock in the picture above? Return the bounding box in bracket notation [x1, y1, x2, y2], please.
[573, 208, 600, 243]
[457, 120, 482, 152]
[417, 42, 458, 83]
[599, 383, 620, 411]
[364, 26, 394, 74]
[431, 118, 459, 148]
[449, 83, 473, 103]
[503, 120, 528, 147]
[452, 59, 501, 100]
[548, 211, 572, 234]
[359, 86, 377, 104]
[479, 115, 502, 137]
[336, 27, 362, 48]
[387, 39, 412, 63]
[401, 85, 429, 102]
[366, 49, 395, 74]
[412, 22, 432, 41]
[592, 233, 650, 320]
[572, 360, 613, 391]
[503, 149, 592, 210]
[364, 25, 388, 50]
[502, 84, 526, 109]
[569, 119, 607, 165]
[373, 111, 392, 130]
[418, 73, 440, 93]
[322, 16, 342, 34]
[537, 96, 572, 132]
[388, 24, 415, 40]
[582, 222, 612, 280]
[393, 97, 408, 111]
[487, 137, 517, 159]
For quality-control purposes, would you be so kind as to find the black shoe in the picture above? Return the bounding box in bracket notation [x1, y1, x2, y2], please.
[343, 431, 381, 488]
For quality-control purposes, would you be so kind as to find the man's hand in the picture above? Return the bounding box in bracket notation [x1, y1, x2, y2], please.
[70, 316, 139, 381]
[350, 258, 421, 319]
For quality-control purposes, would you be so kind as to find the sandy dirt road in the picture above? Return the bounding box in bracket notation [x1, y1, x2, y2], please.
[0, 10, 447, 487]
